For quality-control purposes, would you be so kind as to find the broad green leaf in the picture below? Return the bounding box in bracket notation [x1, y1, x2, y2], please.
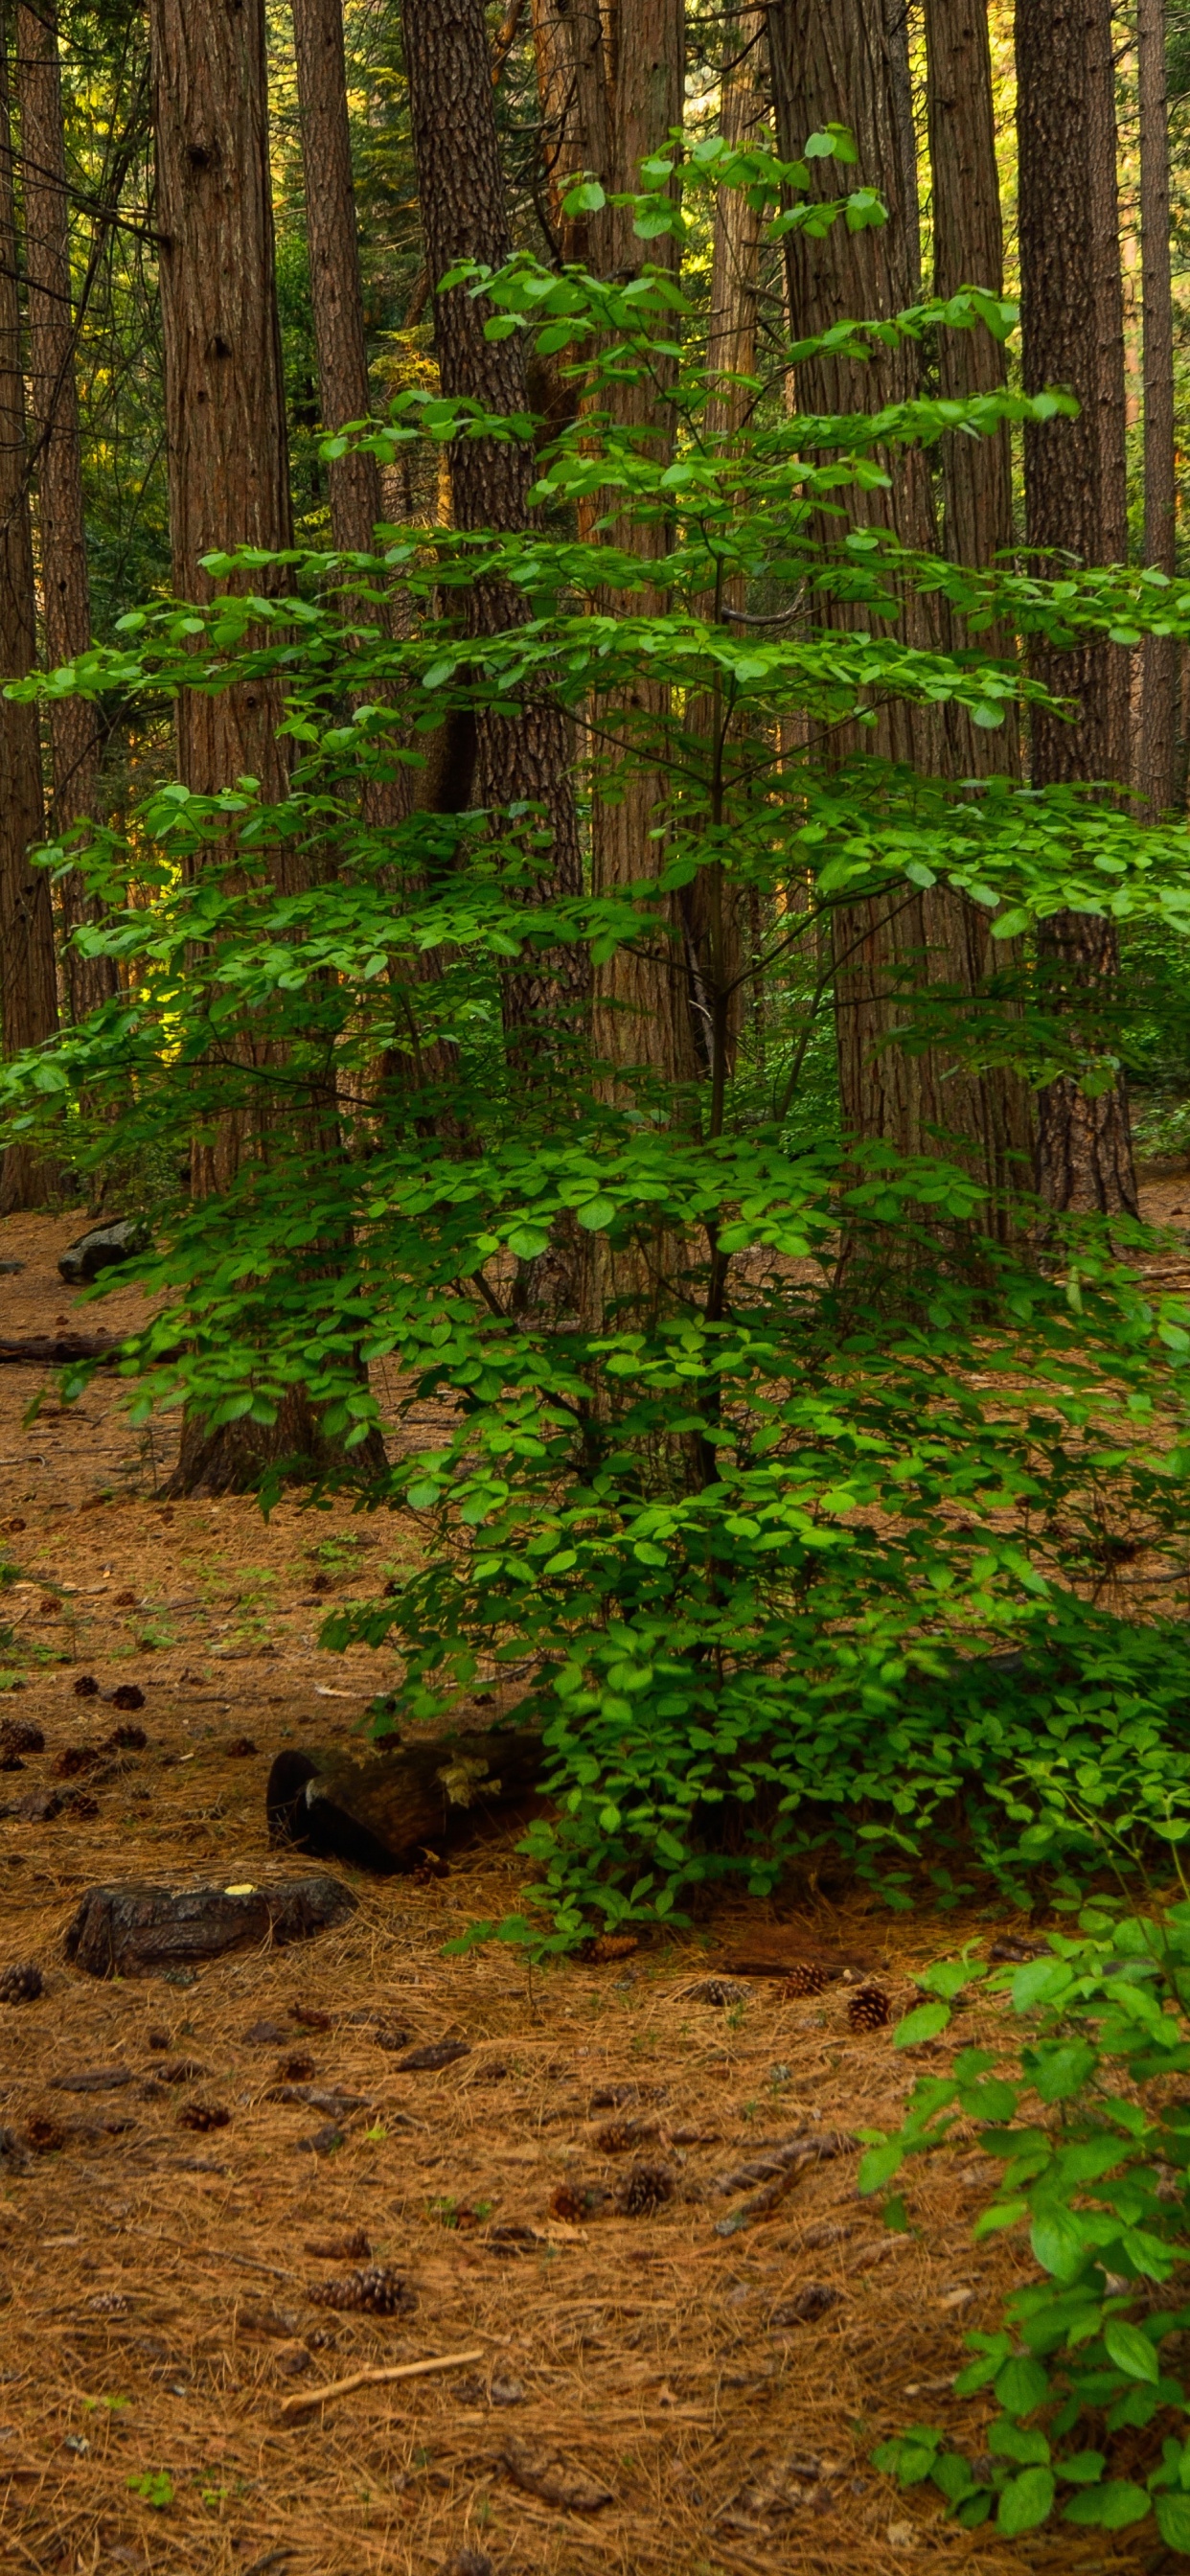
[1103, 2319, 1159, 2383]
[996, 2466, 1055, 2535]
[995, 2356, 1051, 2415]
[1156, 2491, 1190, 2551]
[1064, 2480, 1151, 2529]
[894, 2000, 951, 2048]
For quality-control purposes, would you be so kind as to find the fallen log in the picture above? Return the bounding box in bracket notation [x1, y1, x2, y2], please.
[64, 1874, 356, 1978]
[265, 1732, 545, 1874]
[0, 1334, 125, 1365]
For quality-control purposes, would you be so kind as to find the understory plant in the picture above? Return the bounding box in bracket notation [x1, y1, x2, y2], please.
[864, 1903, 1190, 2547]
[8, 146, 1190, 1933]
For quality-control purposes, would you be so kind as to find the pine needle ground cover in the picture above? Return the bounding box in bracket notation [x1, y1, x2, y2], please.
[0, 1207, 1183, 2575]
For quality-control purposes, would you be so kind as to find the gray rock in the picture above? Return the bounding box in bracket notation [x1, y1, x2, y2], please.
[57, 1219, 149, 1286]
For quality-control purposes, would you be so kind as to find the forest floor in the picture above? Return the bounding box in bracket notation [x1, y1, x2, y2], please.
[0, 1201, 1186, 2576]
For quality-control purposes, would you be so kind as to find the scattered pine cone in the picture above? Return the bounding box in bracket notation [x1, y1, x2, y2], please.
[770, 2282, 843, 2326]
[579, 1932, 639, 1965]
[277, 2054, 316, 2083]
[304, 2230, 371, 2262]
[846, 1985, 892, 2033]
[290, 2003, 332, 2032]
[595, 2119, 658, 2154]
[109, 1684, 145, 1712]
[146, 2029, 171, 2051]
[224, 1736, 257, 1758]
[0, 1717, 43, 1767]
[686, 1977, 749, 2009]
[26, 2115, 66, 2152]
[549, 2183, 608, 2222]
[307, 2266, 417, 2316]
[105, 1723, 147, 1752]
[113, 1591, 137, 1608]
[157, 2058, 207, 2085]
[178, 2101, 231, 2132]
[783, 1961, 831, 1998]
[55, 1744, 99, 1780]
[0, 1962, 42, 2004]
[616, 2161, 675, 2217]
[86, 2289, 130, 2315]
[72, 1675, 100, 1699]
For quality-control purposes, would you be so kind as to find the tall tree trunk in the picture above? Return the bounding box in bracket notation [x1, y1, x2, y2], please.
[924, 0, 1033, 1195]
[15, 0, 115, 1022]
[401, 0, 585, 1046]
[770, 0, 1025, 1226]
[683, 7, 766, 1092]
[1137, 0, 1178, 816]
[1017, 0, 1138, 1216]
[530, 0, 613, 270]
[926, 0, 1017, 770]
[0, 8, 57, 1213]
[152, 0, 293, 817]
[291, 0, 381, 564]
[587, 0, 694, 1090]
[153, 0, 364, 1490]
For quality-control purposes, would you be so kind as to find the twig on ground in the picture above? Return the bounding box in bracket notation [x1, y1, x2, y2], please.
[279, 2347, 485, 2417]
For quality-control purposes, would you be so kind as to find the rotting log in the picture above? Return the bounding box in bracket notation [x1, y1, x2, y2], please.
[64, 1874, 356, 1977]
[265, 1732, 545, 1874]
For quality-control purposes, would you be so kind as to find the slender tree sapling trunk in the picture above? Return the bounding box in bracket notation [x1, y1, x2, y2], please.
[0, 9, 57, 1213]
[15, 0, 115, 1020]
[1017, 0, 1138, 1215]
[1136, 0, 1179, 816]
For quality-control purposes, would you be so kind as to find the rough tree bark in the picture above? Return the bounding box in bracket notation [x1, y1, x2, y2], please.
[1136, 0, 1178, 816]
[401, 0, 586, 1046]
[682, 7, 767, 1092]
[586, 0, 695, 1090]
[1017, 0, 1138, 1216]
[291, 0, 382, 566]
[926, 0, 1017, 770]
[153, 0, 374, 1490]
[769, 0, 1029, 1222]
[15, 0, 115, 1021]
[0, 10, 57, 1213]
[530, 0, 613, 270]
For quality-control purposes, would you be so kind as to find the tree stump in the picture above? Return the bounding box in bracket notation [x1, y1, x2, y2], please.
[265, 1732, 544, 1874]
[64, 1874, 356, 1978]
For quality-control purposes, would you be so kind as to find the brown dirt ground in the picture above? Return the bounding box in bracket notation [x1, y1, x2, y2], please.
[0, 1199, 1186, 2576]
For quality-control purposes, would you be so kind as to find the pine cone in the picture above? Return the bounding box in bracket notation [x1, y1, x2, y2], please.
[686, 1977, 749, 2008]
[846, 1985, 891, 2032]
[26, 2114, 67, 2152]
[109, 1685, 145, 1712]
[0, 1717, 43, 1768]
[0, 1961, 43, 2004]
[178, 2101, 231, 2132]
[276, 2054, 316, 2083]
[86, 2289, 130, 2315]
[63, 1792, 100, 1821]
[290, 2003, 332, 2031]
[307, 2266, 417, 2316]
[594, 2118, 657, 2154]
[73, 1675, 100, 1698]
[579, 1932, 639, 1964]
[549, 2183, 608, 2222]
[616, 2161, 675, 2217]
[304, 2230, 371, 2262]
[54, 1744, 99, 1780]
[782, 1961, 831, 1998]
[105, 1723, 147, 1751]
